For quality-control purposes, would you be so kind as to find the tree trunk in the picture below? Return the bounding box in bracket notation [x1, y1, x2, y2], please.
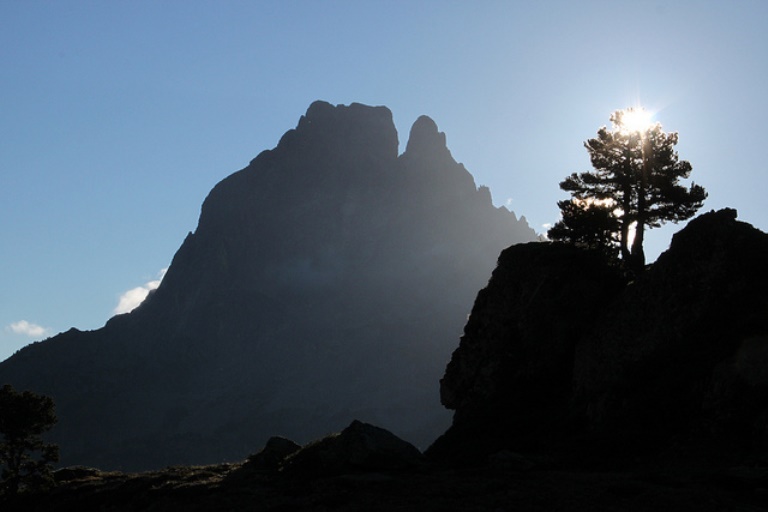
[4, 448, 22, 496]
[630, 137, 650, 273]
[630, 220, 646, 272]
[620, 219, 631, 262]
[620, 169, 633, 262]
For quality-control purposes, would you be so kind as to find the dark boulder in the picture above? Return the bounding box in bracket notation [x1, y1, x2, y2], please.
[243, 437, 301, 472]
[54, 466, 101, 483]
[431, 209, 768, 466]
[431, 242, 626, 461]
[281, 420, 423, 477]
[573, 208, 768, 460]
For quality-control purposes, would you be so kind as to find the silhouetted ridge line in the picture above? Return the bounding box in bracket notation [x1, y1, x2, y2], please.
[0, 101, 536, 471]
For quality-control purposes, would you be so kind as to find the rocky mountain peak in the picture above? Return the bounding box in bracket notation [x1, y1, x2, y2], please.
[283, 101, 399, 163]
[404, 115, 447, 157]
[0, 101, 537, 471]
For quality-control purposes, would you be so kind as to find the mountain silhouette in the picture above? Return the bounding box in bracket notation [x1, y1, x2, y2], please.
[0, 101, 536, 470]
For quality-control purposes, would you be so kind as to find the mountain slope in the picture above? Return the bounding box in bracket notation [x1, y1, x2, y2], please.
[0, 101, 536, 470]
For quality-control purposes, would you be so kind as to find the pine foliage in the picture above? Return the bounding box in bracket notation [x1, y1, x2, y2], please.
[549, 108, 707, 271]
[0, 384, 59, 497]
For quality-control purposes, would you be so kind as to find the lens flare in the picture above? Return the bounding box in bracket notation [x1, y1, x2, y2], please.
[616, 107, 654, 134]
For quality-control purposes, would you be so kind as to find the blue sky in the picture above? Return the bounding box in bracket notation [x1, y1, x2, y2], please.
[2, 1, 766, 362]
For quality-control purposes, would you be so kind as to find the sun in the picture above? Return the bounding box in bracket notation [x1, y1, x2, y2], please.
[616, 107, 655, 134]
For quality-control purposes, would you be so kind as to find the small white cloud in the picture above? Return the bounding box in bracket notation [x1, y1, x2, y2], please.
[505, 198, 514, 207]
[114, 287, 151, 315]
[114, 268, 168, 315]
[7, 320, 50, 338]
[542, 223, 553, 230]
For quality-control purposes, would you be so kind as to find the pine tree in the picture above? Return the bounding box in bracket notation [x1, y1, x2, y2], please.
[0, 384, 59, 497]
[547, 198, 620, 258]
[549, 108, 707, 271]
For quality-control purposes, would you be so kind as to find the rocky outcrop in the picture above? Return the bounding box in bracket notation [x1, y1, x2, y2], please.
[0, 101, 537, 471]
[573, 208, 768, 458]
[280, 420, 423, 477]
[431, 209, 768, 465]
[243, 437, 301, 472]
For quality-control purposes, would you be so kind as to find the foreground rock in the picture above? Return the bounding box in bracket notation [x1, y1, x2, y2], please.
[434, 242, 625, 461]
[0, 101, 536, 470]
[432, 209, 768, 466]
[280, 420, 423, 477]
[243, 437, 301, 472]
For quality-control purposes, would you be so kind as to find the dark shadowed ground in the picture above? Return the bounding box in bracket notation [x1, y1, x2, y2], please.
[8, 459, 768, 512]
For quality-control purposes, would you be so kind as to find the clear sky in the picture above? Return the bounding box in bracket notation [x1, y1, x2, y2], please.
[2, 1, 766, 362]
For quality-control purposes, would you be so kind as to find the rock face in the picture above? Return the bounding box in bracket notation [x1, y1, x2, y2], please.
[433, 243, 626, 460]
[431, 209, 768, 465]
[0, 101, 536, 471]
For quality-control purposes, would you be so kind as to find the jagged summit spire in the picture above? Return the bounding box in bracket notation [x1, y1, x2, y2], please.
[404, 115, 449, 158]
[276, 100, 399, 163]
[400, 114, 477, 198]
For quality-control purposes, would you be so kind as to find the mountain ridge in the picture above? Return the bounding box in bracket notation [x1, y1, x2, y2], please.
[0, 101, 537, 470]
